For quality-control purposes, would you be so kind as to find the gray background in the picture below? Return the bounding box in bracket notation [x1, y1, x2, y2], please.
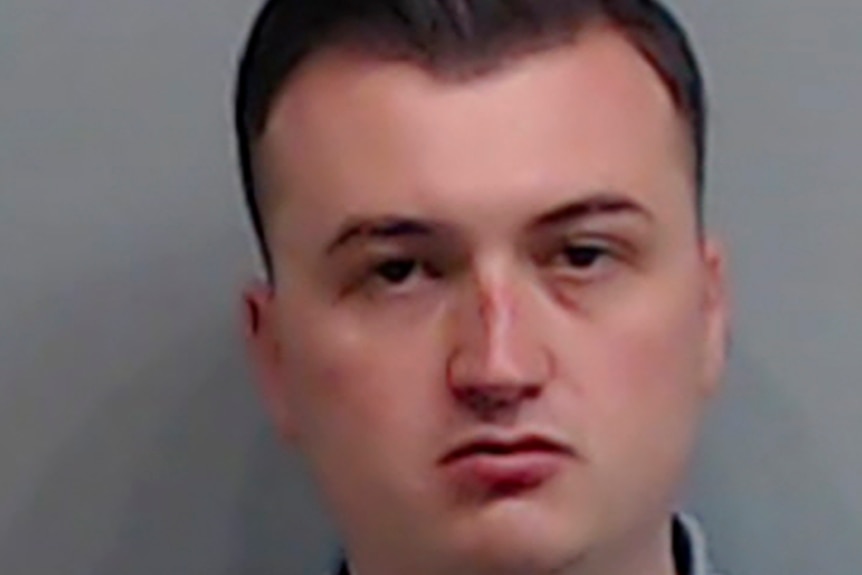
[1, 0, 860, 574]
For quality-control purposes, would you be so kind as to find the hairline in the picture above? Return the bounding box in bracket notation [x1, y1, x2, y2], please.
[237, 7, 707, 278]
[251, 23, 701, 258]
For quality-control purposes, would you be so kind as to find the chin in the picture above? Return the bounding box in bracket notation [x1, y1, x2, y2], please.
[448, 500, 592, 575]
[460, 542, 580, 575]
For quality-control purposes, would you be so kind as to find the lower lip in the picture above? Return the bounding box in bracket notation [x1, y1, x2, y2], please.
[443, 451, 568, 494]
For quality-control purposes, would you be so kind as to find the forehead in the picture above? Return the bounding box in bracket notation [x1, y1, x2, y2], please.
[257, 25, 693, 234]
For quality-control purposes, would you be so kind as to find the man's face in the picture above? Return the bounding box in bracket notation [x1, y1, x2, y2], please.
[245, 26, 727, 575]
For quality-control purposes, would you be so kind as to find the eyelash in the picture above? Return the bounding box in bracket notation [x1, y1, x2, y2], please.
[551, 241, 617, 272]
[357, 257, 440, 294]
[355, 240, 621, 295]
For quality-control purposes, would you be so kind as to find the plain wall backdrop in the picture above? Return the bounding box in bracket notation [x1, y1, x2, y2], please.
[1, 1, 860, 574]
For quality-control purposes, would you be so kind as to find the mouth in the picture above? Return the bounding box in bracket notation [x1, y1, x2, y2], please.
[439, 433, 574, 494]
[440, 434, 573, 465]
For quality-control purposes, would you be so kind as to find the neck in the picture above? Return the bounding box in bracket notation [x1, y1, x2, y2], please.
[571, 518, 678, 575]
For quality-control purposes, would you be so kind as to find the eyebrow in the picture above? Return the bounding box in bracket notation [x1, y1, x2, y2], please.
[532, 192, 655, 229]
[325, 216, 450, 255]
[324, 191, 652, 256]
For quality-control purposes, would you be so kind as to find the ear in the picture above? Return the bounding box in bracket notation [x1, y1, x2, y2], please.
[242, 280, 300, 443]
[699, 237, 731, 397]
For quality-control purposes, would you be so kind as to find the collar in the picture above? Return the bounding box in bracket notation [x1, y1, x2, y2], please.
[333, 513, 716, 575]
[673, 513, 716, 575]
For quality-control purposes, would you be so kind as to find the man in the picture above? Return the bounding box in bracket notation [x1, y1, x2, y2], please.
[234, 1, 730, 574]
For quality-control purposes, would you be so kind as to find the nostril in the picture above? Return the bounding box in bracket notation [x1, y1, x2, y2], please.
[455, 386, 526, 414]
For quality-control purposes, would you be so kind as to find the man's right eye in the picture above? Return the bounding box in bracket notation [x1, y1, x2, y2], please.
[343, 255, 446, 300]
[373, 258, 420, 285]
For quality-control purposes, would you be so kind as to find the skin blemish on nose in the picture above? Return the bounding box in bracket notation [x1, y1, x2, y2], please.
[478, 284, 513, 331]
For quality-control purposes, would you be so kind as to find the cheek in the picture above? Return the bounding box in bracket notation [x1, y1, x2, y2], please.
[278, 307, 451, 531]
[279, 304, 444, 461]
[576, 287, 707, 470]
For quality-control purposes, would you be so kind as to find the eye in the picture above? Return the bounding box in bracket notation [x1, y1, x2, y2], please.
[374, 258, 420, 285]
[546, 240, 620, 282]
[361, 256, 445, 296]
[561, 244, 608, 269]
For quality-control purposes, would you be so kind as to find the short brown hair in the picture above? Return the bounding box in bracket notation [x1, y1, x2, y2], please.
[235, 0, 708, 273]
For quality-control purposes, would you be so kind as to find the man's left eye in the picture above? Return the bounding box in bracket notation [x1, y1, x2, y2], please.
[559, 244, 610, 269]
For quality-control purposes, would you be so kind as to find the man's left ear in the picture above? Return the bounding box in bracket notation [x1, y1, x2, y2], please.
[700, 237, 731, 396]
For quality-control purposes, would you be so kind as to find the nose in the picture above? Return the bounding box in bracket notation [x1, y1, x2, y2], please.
[446, 267, 553, 419]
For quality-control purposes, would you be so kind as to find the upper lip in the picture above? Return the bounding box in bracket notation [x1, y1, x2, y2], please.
[439, 431, 574, 465]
